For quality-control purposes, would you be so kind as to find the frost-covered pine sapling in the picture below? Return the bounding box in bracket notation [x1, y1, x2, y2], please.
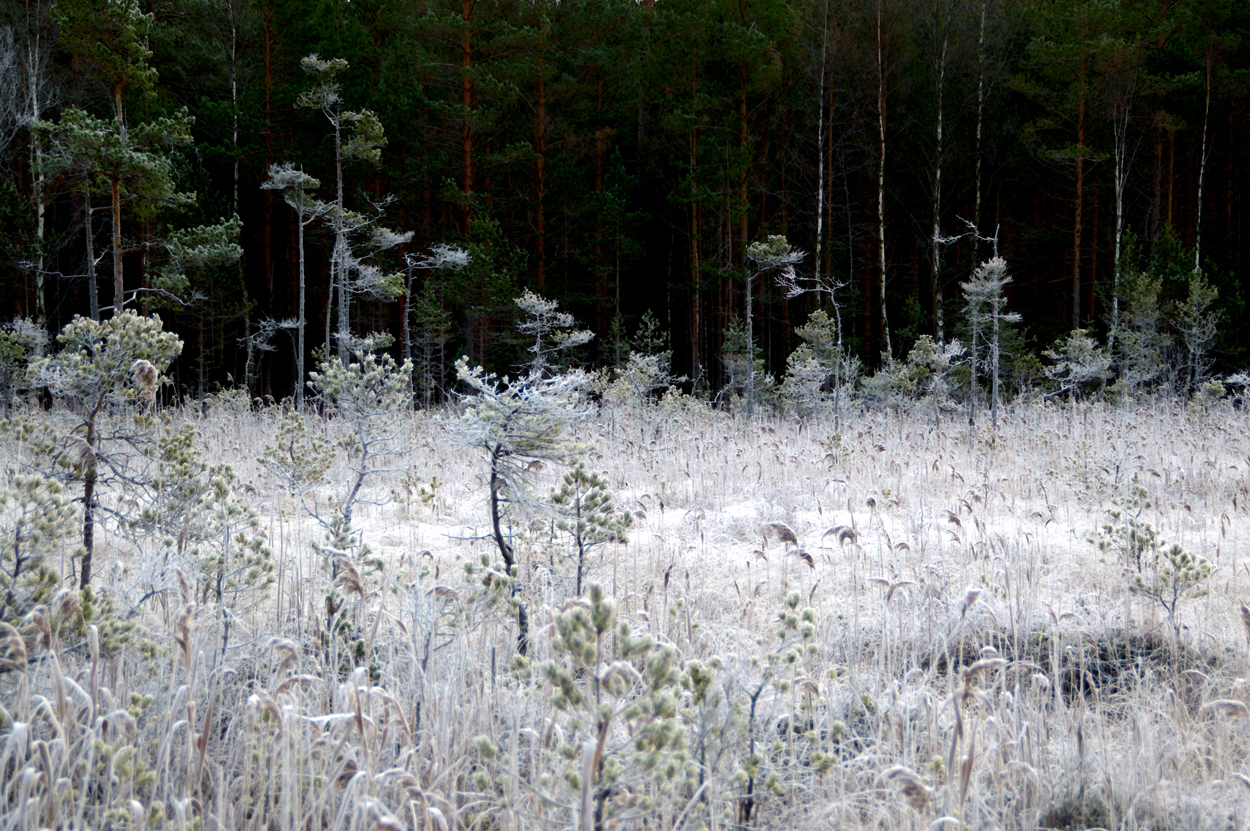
[404, 244, 470, 405]
[1043, 329, 1111, 400]
[776, 263, 853, 430]
[260, 409, 334, 522]
[1130, 543, 1212, 642]
[961, 257, 1021, 428]
[1090, 474, 1158, 575]
[515, 289, 595, 376]
[735, 591, 823, 828]
[778, 345, 828, 418]
[1113, 268, 1169, 396]
[602, 311, 687, 409]
[141, 423, 274, 656]
[308, 347, 413, 528]
[409, 551, 516, 674]
[721, 318, 774, 415]
[297, 54, 411, 360]
[743, 236, 805, 419]
[0, 474, 71, 626]
[861, 335, 962, 423]
[453, 356, 592, 654]
[486, 585, 687, 830]
[29, 312, 182, 586]
[922, 338, 966, 431]
[551, 463, 633, 596]
[261, 163, 331, 411]
[795, 309, 840, 376]
[319, 512, 385, 677]
[1175, 269, 1219, 395]
[0, 318, 47, 414]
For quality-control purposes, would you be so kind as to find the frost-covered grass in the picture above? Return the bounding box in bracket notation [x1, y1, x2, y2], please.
[4, 396, 1250, 830]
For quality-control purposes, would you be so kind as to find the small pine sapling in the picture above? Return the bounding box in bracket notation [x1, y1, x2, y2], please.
[28, 312, 182, 586]
[741, 236, 805, 419]
[308, 347, 413, 528]
[787, 309, 854, 421]
[1090, 474, 1212, 640]
[1044, 329, 1111, 400]
[551, 463, 633, 596]
[0, 319, 47, 414]
[778, 344, 828, 417]
[776, 262, 855, 429]
[260, 408, 334, 521]
[720, 318, 774, 415]
[961, 257, 1021, 428]
[734, 590, 824, 828]
[1112, 266, 1169, 396]
[515, 289, 594, 376]
[453, 356, 592, 654]
[1130, 543, 1212, 641]
[480, 585, 688, 830]
[409, 551, 516, 674]
[135, 423, 274, 656]
[403, 244, 469, 406]
[297, 55, 412, 360]
[261, 163, 331, 411]
[266, 347, 409, 669]
[0, 474, 70, 626]
[1175, 269, 1219, 395]
[1090, 475, 1158, 574]
[319, 513, 384, 678]
[601, 314, 686, 409]
[861, 335, 962, 423]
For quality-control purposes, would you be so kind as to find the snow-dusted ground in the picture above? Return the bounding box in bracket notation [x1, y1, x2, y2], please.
[74, 396, 1250, 828]
[176, 397, 1250, 659]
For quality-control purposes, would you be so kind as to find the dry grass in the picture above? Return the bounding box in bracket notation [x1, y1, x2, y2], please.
[4, 396, 1250, 830]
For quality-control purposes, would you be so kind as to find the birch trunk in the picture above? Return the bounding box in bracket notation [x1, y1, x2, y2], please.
[1195, 50, 1212, 273]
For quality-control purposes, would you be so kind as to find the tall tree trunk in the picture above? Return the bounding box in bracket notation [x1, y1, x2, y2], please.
[28, 32, 47, 327]
[930, 2, 948, 342]
[489, 448, 528, 655]
[876, 0, 892, 358]
[594, 79, 610, 342]
[690, 114, 703, 387]
[745, 270, 755, 419]
[112, 82, 127, 316]
[1150, 115, 1162, 254]
[462, 0, 475, 234]
[263, 0, 275, 298]
[297, 206, 307, 411]
[1110, 92, 1131, 350]
[973, 0, 987, 257]
[814, 12, 826, 293]
[534, 42, 548, 289]
[1166, 129, 1174, 228]
[738, 58, 749, 277]
[1072, 55, 1086, 330]
[1194, 48, 1212, 272]
[80, 403, 101, 587]
[333, 109, 348, 361]
[84, 185, 100, 321]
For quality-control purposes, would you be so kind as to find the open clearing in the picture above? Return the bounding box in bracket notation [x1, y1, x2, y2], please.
[7, 398, 1250, 830]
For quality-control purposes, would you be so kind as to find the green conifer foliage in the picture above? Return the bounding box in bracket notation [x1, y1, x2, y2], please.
[551, 463, 632, 596]
[29, 312, 182, 586]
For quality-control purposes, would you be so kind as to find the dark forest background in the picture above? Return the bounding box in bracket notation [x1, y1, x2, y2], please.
[2, 0, 1248, 402]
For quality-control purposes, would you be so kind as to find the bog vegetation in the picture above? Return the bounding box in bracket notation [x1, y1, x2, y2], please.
[2, 299, 1250, 831]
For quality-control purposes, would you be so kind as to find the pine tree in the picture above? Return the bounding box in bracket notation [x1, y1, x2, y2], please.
[961, 257, 1021, 427]
[28, 312, 182, 586]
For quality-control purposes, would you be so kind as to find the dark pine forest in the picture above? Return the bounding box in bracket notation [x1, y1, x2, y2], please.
[2, 0, 1249, 401]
